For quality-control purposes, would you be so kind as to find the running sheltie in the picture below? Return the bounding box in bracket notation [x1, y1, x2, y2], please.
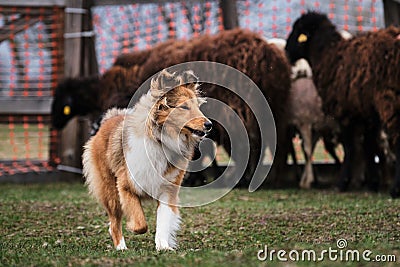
[82, 69, 212, 250]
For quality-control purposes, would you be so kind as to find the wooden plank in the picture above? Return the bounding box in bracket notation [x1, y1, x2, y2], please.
[64, 0, 83, 77]
[0, 98, 52, 115]
[0, 7, 55, 16]
[92, 0, 210, 6]
[219, 0, 238, 30]
[0, 0, 66, 7]
[0, 171, 82, 183]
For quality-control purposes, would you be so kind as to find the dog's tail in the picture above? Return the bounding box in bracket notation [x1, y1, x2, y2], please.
[82, 138, 96, 197]
[90, 108, 131, 136]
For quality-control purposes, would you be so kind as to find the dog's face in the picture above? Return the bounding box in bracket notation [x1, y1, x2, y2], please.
[155, 85, 211, 142]
[150, 70, 212, 143]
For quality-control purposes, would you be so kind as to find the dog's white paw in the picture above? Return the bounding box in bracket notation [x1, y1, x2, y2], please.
[155, 238, 174, 251]
[116, 237, 127, 250]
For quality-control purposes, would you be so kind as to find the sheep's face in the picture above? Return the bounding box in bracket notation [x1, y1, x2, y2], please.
[51, 77, 99, 130]
[51, 92, 75, 130]
[285, 12, 328, 64]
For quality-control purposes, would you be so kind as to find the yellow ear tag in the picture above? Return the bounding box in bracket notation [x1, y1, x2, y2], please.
[63, 105, 71, 116]
[298, 33, 308, 43]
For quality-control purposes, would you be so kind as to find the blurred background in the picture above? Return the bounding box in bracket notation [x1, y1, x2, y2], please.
[0, 0, 396, 183]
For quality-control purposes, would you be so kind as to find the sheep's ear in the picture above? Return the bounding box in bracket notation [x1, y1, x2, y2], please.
[178, 70, 199, 92]
[297, 33, 308, 43]
[150, 69, 177, 97]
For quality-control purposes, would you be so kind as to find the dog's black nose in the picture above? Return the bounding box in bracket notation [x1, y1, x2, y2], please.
[204, 121, 212, 131]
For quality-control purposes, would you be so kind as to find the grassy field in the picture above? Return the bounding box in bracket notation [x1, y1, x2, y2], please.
[0, 182, 398, 266]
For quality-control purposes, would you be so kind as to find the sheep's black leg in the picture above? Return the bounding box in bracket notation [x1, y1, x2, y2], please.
[269, 124, 290, 187]
[289, 140, 298, 165]
[310, 132, 319, 185]
[363, 126, 380, 192]
[323, 137, 341, 166]
[337, 126, 354, 191]
[390, 139, 400, 198]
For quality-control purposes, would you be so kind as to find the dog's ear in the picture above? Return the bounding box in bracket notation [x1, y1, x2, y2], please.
[150, 69, 177, 97]
[157, 97, 169, 111]
[178, 70, 199, 92]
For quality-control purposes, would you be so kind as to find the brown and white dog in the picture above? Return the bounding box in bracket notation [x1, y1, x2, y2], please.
[82, 69, 212, 250]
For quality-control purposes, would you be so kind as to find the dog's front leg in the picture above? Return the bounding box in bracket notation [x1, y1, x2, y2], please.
[155, 193, 181, 251]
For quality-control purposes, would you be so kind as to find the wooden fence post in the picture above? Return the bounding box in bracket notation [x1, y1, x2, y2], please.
[383, 0, 400, 26]
[82, 0, 98, 76]
[219, 0, 238, 30]
[61, 0, 96, 171]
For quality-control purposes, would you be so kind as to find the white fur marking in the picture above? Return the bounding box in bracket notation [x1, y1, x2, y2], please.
[108, 222, 127, 250]
[155, 196, 181, 251]
[116, 236, 127, 250]
[126, 135, 169, 197]
[266, 38, 287, 50]
[291, 58, 312, 79]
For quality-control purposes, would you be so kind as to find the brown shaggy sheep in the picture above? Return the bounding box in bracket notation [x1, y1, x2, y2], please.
[53, 29, 292, 187]
[116, 28, 292, 186]
[285, 12, 400, 197]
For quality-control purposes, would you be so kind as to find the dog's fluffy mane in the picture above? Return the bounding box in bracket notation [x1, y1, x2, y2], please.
[98, 69, 204, 158]
[101, 69, 201, 133]
[139, 70, 202, 156]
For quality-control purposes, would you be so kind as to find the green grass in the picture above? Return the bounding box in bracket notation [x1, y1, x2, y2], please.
[0, 183, 399, 267]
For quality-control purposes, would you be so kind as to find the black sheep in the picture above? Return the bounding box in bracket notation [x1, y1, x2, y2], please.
[285, 12, 400, 197]
[51, 65, 141, 130]
[51, 76, 101, 129]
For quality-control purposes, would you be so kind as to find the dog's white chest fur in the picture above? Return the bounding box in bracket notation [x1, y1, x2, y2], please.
[125, 134, 181, 198]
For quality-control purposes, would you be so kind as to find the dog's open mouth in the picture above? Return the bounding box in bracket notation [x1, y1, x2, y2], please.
[184, 126, 206, 137]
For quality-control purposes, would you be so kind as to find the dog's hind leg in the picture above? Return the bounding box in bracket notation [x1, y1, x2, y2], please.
[116, 169, 148, 234]
[155, 191, 181, 251]
[107, 208, 126, 250]
[103, 188, 126, 250]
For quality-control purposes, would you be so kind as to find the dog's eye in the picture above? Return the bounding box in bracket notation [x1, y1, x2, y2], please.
[180, 105, 190, 110]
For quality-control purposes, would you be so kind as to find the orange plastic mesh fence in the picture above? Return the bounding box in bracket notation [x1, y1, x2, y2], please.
[0, 1, 386, 176]
[0, 6, 64, 176]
